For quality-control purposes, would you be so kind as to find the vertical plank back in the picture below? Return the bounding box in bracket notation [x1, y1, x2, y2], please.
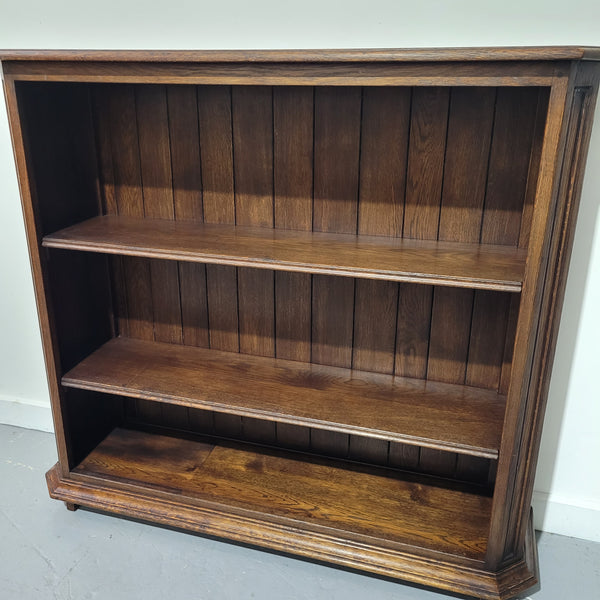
[403, 87, 449, 240]
[273, 86, 314, 449]
[313, 87, 362, 234]
[167, 85, 208, 349]
[481, 88, 540, 246]
[104, 85, 154, 342]
[232, 86, 275, 358]
[136, 85, 183, 346]
[231, 86, 276, 443]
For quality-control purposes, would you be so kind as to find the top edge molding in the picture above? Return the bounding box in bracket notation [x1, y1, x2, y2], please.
[1, 46, 600, 63]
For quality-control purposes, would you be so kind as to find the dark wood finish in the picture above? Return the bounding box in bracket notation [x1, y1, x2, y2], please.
[481, 88, 541, 246]
[70, 427, 491, 558]
[4, 47, 599, 600]
[62, 337, 506, 458]
[484, 71, 574, 568]
[42, 215, 527, 292]
[403, 87, 449, 240]
[1, 60, 559, 87]
[438, 87, 495, 242]
[47, 458, 539, 600]
[3, 46, 599, 62]
[166, 85, 209, 349]
[313, 87, 361, 234]
[491, 65, 600, 567]
[358, 87, 410, 237]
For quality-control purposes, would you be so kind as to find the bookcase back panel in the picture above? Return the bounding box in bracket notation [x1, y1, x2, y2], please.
[91, 83, 548, 245]
[113, 257, 515, 388]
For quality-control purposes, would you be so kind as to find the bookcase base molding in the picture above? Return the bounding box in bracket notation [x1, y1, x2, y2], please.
[46, 459, 538, 600]
[2, 46, 599, 600]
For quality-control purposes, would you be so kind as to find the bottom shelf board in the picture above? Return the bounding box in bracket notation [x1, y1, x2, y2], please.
[47, 427, 540, 600]
[68, 427, 490, 559]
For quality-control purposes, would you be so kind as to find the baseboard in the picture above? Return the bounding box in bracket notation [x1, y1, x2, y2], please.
[532, 491, 600, 543]
[0, 395, 53, 433]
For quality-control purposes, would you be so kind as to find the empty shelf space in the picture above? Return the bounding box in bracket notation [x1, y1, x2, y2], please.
[73, 427, 491, 559]
[42, 216, 526, 291]
[62, 337, 506, 458]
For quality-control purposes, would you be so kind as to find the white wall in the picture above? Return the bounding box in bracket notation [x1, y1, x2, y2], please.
[0, 0, 599, 542]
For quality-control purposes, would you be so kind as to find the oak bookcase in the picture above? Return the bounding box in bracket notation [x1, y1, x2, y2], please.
[2, 47, 599, 599]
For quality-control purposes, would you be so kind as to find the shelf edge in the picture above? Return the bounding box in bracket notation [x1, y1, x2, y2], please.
[42, 237, 523, 293]
[61, 376, 500, 459]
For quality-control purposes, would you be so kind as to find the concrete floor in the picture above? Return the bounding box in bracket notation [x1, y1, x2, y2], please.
[1, 424, 598, 600]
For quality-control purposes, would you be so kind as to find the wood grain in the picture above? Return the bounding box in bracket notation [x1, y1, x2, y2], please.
[438, 87, 495, 242]
[395, 284, 434, 379]
[197, 84, 239, 375]
[3, 60, 558, 88]
[164, 85, 206, 364]
[484, 73, 574, 568]
[313, 87, 361, 234]
[166, 85, 203, 222]
[43, 216, 527, 292]
[104, 86, 154, 341]
[92, 87, 128, 337]
[358, 87, 410, 237]
[311, 275, 354, 368]
[172, 88, 210, 348]
[3, 46, 597, 62]
[178, 262, 209, 348]
[206, 265, 239, 352]
[275, 271, 311, 362]
[427, 287, 474, 384]
[232, 87, 275, 360]
[403, 87, 449, 240]
[48, 460, 540, 600]
[481, 88, 540, 246]
[232, 86, 274, 228]
[467, 291, 511, 390]
[432, 88, 499, 476]
[353, 279, 398, 374]
[238, 267, 274, 357]
[63, 337, 506, 457]
[272, 88, 313, 447]
[73, 427, 492, 559]
[518, 89, 551, 249]
[136, 85, 182, 345]
[197, 86, 235, 224]
[273, 86, 313, 230]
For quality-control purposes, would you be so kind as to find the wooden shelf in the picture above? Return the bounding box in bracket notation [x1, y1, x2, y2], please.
[43, 216, 526, 292]
[71, 427, 492, 560]
[62, 337, 506, 459]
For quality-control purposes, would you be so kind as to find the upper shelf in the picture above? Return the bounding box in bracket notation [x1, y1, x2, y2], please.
[43, 216, 526, 292]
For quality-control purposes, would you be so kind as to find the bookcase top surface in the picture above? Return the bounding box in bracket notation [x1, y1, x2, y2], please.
[1, 46, 600, 63]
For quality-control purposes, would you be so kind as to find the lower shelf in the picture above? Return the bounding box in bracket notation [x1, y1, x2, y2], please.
[62, 337, 505, 458]
[47, 426, 539, 599]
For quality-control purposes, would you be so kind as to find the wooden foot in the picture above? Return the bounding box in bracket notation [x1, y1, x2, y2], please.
[65, 502, 79, 511]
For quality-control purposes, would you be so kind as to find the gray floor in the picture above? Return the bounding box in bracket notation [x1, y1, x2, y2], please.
[1, 424, 598, 600]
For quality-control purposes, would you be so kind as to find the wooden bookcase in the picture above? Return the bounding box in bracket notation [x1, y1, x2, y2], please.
[2, 47, 599, 599]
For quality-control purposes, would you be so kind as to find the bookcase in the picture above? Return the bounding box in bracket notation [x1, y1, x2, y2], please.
[2, 47, 599, 599]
